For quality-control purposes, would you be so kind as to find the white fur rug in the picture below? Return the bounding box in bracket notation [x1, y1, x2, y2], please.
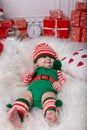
[0, 36, 87, 130]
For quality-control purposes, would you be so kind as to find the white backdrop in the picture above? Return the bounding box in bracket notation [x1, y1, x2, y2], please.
[0, 0, 85, 19]
[0, 0, 2, 8]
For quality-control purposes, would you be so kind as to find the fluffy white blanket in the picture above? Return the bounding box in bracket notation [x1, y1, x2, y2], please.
[0, 36, 87, 130]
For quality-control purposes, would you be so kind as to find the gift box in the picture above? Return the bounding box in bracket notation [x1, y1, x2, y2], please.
[12, 18, 28, 38]
[71, 10, 87, 28]
[0, 18, 28, 39]
[76, 2, 87, 11]
[0, 19, 14, 39]
[49, 9, 64, 19]
[0, 19, 13, 29]
[0, 28, 7, 39]
[43, 17, 70, 38]
[0, 28, 14, 39]
[80, 11, 87, 28]
[71, 26, 87, 42]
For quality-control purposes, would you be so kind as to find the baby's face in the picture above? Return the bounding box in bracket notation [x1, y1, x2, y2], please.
[35, 56, 54, 68]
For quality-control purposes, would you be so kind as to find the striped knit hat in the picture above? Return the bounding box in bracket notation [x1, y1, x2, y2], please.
[33, 43, 58, 63]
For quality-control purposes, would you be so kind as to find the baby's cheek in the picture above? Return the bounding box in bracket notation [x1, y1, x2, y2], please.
[51, 59, 54, 62]
[51, 61, 54, 66]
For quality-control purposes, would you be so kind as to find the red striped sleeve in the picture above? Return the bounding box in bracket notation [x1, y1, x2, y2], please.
[57, 70, 66, 85]
[22, 72, 34, 85]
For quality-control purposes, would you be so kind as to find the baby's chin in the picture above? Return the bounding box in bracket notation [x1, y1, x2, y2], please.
[37, 64, 53, 68]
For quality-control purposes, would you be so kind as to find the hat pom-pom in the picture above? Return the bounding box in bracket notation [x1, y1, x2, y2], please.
[0, 42, 4, 54]
[55, 99, 63, 107]
[52, 60, 62, 70]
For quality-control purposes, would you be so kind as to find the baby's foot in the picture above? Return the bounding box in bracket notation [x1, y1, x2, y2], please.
[7, 106, 22, 128]
[45, 110, 57, 125]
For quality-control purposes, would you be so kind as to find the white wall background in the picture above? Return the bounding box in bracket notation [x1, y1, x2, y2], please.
[0, 0, 2, 8]
[0, 0, 86, 21]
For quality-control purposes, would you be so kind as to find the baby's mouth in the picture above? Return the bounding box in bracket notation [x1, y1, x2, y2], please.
[45, 60, 51, 63]
[45, 62, 51, 64]
[44, 61, 52, 67]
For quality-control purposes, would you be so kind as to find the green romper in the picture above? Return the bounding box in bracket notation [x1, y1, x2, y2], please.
[27, 67, 58, 109]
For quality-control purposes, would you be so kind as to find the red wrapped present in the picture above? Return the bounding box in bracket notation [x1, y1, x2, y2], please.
[71, 10, 87, 28]
[80, 11, 87, 28]
[76, 2, 87, 11]
[49, 9, 64, 19]
[71, 27, 87, 42]
[43, 17, 70, 38]
[12, 18, 28, 38]
[0, 28, 7, 39]
[0, 19, 14, 39]
[0, 18, 28, 39]
[0, 19, 13, 29]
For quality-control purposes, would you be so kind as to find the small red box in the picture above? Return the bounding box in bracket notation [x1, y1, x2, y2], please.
[12, 18, 28, 38]
[80, 11, 87, 28]
[71, 10, 87, 28]
[49, 9, 64, 19]
[0, 18, 28, 39]
[0, 19, 13, 39]
[71, 27, 87, 42]
[0, 19, 13, 29]
[76, 2, 87, 11]
[43, 17, 70, 38]
[0, 29, 7, 39]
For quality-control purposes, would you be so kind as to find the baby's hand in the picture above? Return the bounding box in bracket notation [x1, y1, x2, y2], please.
[28, 66, 36, 74]
[22, 66, 36, 85]
[52, 81, 62, 91]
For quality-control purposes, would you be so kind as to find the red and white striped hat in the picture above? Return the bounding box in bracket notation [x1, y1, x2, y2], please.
[33, 43, 58, 63]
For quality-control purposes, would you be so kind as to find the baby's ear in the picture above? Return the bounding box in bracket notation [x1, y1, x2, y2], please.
[52, 60, 62, 70]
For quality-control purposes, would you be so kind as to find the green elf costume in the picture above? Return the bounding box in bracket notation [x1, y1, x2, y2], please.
[7, 43, 65, 123]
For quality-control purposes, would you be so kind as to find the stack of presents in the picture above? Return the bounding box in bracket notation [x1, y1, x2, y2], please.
[0, 18, 28, 39]
[0, 8, 70, 40]
[43, 9, 70, 39]
[70, 1, 87, 42]
[0, 1, 87, 43]
[0, 9, 28, 39]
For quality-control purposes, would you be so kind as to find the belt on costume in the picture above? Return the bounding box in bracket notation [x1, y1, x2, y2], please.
[31, 75, 56, 83]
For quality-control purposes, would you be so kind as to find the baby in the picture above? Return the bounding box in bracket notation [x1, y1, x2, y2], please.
[7, 43, 65, 128]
